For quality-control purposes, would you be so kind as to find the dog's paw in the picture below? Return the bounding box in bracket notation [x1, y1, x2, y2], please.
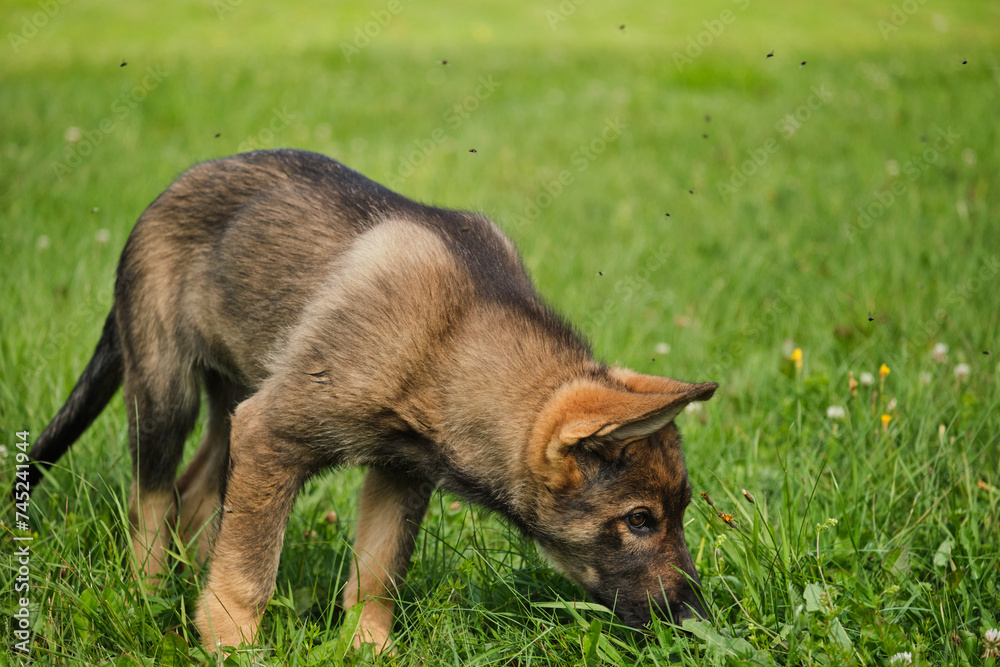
[351, 619, 395, 655]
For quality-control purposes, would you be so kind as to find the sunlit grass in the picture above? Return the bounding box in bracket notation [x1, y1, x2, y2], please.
[2, 0, 998, 664]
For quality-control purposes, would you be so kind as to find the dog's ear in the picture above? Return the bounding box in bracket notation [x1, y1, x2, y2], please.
[530, 369, 717, 487]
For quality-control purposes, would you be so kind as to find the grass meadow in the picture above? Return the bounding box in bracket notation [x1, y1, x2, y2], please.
[2, 0, 999, 664]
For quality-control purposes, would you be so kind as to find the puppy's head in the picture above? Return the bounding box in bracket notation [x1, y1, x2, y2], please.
[528, 368, 717, 627]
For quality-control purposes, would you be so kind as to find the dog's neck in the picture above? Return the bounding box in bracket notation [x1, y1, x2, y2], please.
[407, 311, 598, 535]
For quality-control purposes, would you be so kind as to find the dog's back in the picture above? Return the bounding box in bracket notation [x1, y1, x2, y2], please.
[118, 150, 588, 390]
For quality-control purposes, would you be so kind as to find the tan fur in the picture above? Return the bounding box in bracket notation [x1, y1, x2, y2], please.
[527, 375, 708, 489]
[174, 429, 226, 559]
[194, 567, 262, 650]
[342, 468, 432, 650]
[128, 486, 175, 582]
[196, 396, 314, 648]
[174, 375, 243, 560]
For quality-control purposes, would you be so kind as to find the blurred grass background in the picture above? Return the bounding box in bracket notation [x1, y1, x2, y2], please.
[1, 1, 998, 664]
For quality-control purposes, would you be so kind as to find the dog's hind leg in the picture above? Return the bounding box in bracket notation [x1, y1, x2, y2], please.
[175, 370, 246, 563]
[123, 356, 200, 582]
[343, 467, 434, 652]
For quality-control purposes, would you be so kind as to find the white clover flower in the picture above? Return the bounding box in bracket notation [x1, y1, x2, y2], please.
[654, 342, 671, 356]
[684, 402, 703, 415]
[0, 445, 7, 460]
[932, 342, 949, 363]
[984, 628, 1000, 659]
[95, 229, 111, 244]
[889, 652, 912, 664]
[859, 372, 875, 386]
[826, 406, 846, 420]
[954, 363, 971, 382]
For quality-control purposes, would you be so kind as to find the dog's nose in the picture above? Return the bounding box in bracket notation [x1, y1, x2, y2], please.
[668, 567, 707, 624]
[671, 594, 706, 623]
[675, 549, 707, 622]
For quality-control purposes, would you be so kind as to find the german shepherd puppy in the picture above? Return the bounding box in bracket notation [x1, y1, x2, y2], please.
[27, 149, 717, 651]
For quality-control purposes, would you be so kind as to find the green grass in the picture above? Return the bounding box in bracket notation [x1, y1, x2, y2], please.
[2, 0, 999, 664]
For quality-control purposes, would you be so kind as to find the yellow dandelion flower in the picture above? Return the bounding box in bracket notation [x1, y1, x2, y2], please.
[792, 348, 803, 371]
[719, 512, 735, 526]
[880, 363, 891, 378]
[881, 413, 892, 431]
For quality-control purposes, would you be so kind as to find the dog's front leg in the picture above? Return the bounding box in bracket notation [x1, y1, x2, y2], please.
[343, 467, 433, 652]
[195, 398, 313, 650]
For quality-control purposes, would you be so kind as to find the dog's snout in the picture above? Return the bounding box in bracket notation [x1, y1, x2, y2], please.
[670, 592, 706, 624]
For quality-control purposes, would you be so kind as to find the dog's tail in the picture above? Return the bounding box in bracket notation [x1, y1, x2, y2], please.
[22, 310, 124, 493]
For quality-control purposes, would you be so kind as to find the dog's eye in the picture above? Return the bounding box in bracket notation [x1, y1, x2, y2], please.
[626, 509, 651, 531]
